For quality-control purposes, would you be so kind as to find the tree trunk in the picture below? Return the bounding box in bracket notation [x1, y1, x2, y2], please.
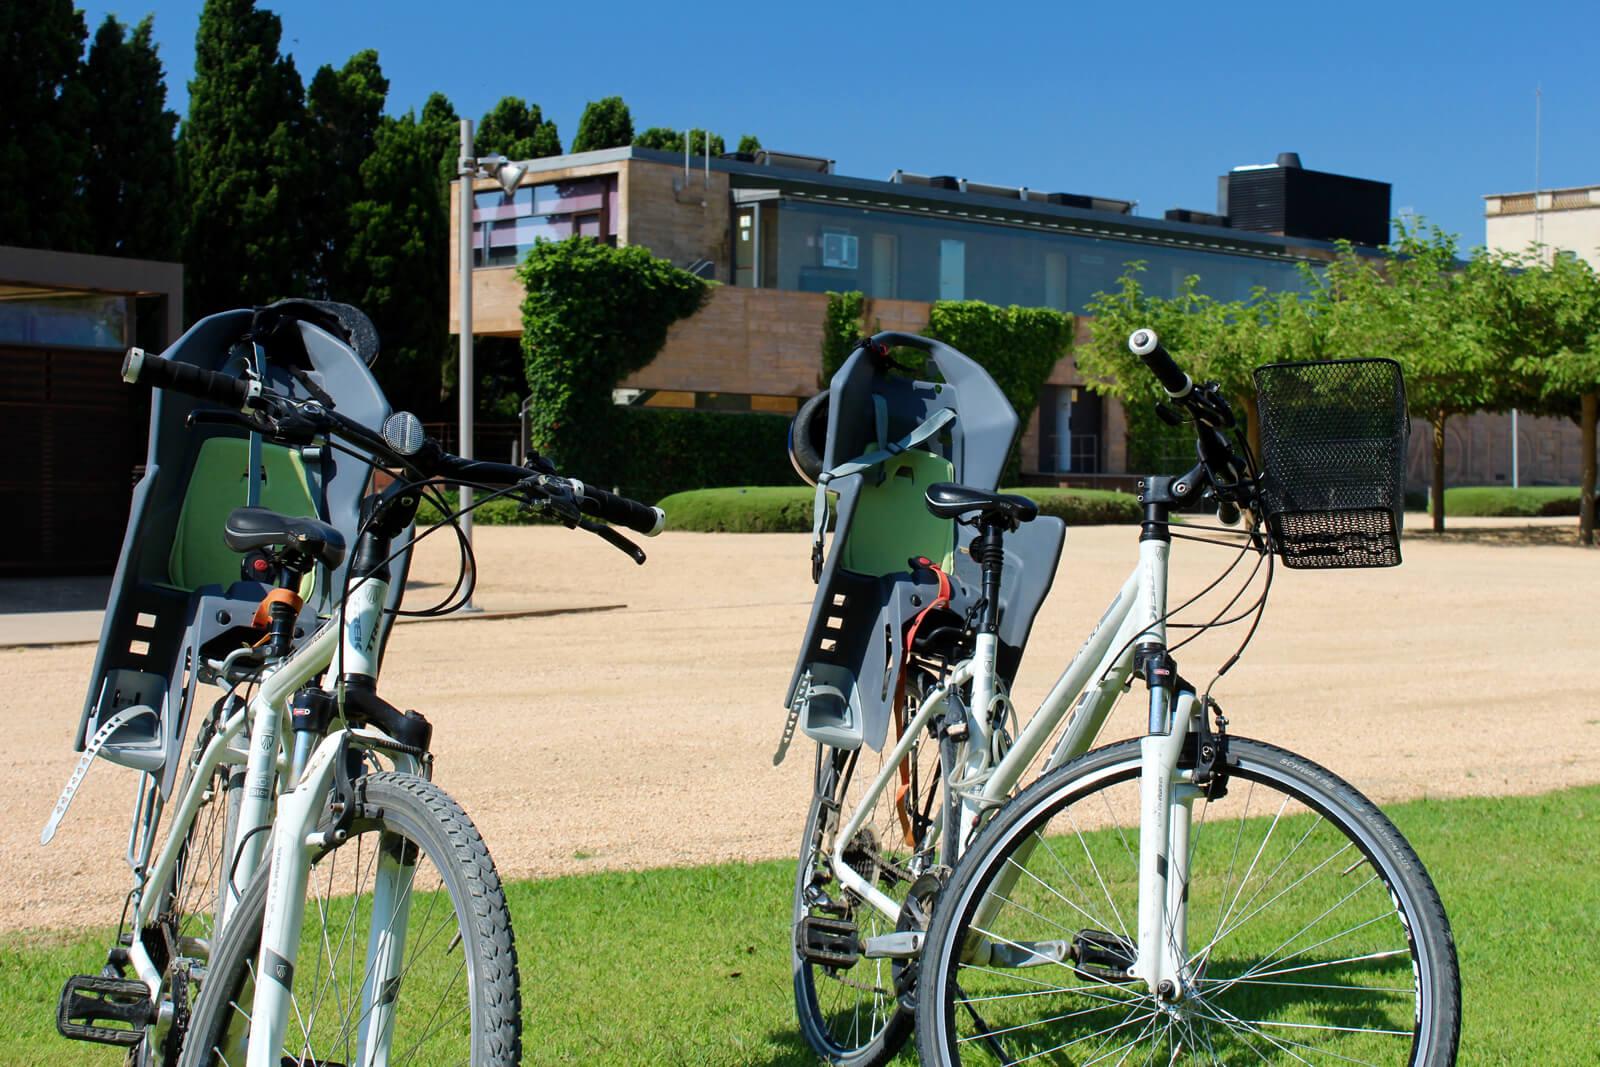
[1237, 393, 1262, 463]
[1430, 412, 1447, 533]
[1581, 393, 1597, 548]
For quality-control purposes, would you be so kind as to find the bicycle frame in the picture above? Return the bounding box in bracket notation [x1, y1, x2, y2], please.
[118, 569, 417, 1064]
[829, 532, 1203, 993]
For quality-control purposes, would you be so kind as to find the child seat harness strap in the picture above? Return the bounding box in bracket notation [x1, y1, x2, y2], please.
[809, 401, 956, 582]
[893, 558, 952, 845]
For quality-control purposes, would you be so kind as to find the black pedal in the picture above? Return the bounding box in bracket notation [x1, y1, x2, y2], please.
[798, 914, 861, 968]
[1071, 929, 1137, 984]
[57, 974, 152, 1046]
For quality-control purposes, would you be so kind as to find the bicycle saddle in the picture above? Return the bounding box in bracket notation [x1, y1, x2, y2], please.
[223, 506, 347, 569]
[924, 483, 1039, 527]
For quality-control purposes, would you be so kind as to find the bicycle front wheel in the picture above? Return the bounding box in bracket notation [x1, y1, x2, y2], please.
[916, 737, 1460, 1065]
[179, 771, 521, 1067]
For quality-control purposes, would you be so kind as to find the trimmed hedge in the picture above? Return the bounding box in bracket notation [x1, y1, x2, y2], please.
[657, 485, 1140, 533]
[1440, 486, 1587, 517]
[608, 407, 798, 503]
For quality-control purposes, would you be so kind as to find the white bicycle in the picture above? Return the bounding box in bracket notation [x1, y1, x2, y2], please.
[56, 343, 664, 1067]
[797, 331, 1460, 1065]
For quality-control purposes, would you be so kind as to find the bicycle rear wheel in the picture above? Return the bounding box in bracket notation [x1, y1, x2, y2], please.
[916, 737, 1460, 1065]
[178, 771, 521, 1067]
[793, 707, 945, 1066]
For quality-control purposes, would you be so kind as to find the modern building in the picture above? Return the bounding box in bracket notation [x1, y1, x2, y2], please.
[449, 147, 1391, 482]
[1, 245, 183, 575]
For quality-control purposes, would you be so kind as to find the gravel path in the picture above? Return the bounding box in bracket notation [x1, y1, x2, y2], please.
[4, 519, 1596, 932]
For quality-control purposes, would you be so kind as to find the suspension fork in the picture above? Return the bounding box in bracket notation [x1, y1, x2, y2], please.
[357, 832, 419, 1067]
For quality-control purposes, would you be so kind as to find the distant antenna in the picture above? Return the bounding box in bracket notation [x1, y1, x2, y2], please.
[1534, 85, 1544, 261]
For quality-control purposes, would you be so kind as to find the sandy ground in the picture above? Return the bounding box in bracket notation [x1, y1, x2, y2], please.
[4, 518, 1597, 932]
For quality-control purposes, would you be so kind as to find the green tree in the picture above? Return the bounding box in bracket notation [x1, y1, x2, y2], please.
[1312, 225, 1492, 531]
[305, 49, 388, 298]
[737, 134, 762, 154]
[476, 96, 560, 159]
[341, 111, 452, 418]
[81, 15, 180, 260]
[180, 0, 311, 318]
[634, 127, 725, 157]
[420, 91, 461, 191]
[571, 96, 633, 152]
[1472, 248, 1600, 544]
[0, 0, 90, 251]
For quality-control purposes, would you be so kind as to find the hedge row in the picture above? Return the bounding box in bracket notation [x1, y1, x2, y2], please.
[1440, 486, 1588, 517]
[605, 406, 798, 503]
[656, 485, 1141, 533]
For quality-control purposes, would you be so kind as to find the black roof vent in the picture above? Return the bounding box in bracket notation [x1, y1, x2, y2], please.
[1165, 208, 1230, 228]
[1219, 159, 1390, 247]
[1275, 152, 1303, 169]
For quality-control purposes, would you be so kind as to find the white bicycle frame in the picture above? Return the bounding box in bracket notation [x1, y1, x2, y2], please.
[828, 534, 1203, 995]
[113, 572, 422, 1065]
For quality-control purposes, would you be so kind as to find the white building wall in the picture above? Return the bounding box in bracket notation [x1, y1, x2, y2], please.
[1483, 186, 1600, 268]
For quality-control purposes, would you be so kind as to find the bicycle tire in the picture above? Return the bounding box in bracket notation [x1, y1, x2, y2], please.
[178, 771, 521, 1067]
[793, 739, 937, 1066]
[916, 737, 1461, 1065]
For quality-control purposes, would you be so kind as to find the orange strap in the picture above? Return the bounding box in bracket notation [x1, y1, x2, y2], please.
[893, 558, 953, 846]
[251, 586, 305, 630]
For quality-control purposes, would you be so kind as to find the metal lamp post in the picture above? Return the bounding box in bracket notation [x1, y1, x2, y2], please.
[456, 118, 528, 611]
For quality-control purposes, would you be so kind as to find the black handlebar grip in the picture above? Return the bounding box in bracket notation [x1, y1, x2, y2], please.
[578, 484, 665, 537]
[122, 347, 253, 409]
[1127, 329, 1193, 399]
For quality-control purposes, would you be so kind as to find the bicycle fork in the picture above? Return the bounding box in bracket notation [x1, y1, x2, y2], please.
[1133, 677, 1200, 1001]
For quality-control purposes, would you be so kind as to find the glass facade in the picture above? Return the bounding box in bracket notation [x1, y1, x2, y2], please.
[0, 291, 127, 349]
[769, 198, 1313, 311]
[472, 176, 619, 267]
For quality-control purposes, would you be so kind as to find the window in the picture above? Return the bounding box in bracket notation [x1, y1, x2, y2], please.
[472, 175, 617, 267]
[822, 231, 859, 270]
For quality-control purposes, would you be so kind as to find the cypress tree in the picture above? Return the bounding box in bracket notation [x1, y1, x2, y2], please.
[343, 112, 452, 417]
[0, 0, 90, 251]
[305, 49, 388, 298]
[82, 15, 180, 261]
[180, 0, 311, 319]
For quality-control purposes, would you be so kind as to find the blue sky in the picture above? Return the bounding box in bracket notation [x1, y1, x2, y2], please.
[81, 0, 1598, 247]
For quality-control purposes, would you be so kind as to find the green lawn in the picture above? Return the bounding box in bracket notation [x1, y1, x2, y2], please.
[6, 785, 1595, 1065]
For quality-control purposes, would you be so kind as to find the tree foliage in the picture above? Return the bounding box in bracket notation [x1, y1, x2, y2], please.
[634, 127, 725, 157]
[571, 96, 633, 152]
[306, 49, 388, 297]
[180, 0, 311, 318]
[476, 96, 561, 159]
[737, 134, 762, 155]
[81, 15, 181, 260]
[0, 0, 90, 251]
[821, 290, 867, 381]
[518, 238, 709, 483]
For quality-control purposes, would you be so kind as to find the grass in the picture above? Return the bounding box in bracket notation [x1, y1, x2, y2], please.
[657, 485, 1140, 533]
[6, 784, 1596, 1064]
[1439, 485, 1587, 518]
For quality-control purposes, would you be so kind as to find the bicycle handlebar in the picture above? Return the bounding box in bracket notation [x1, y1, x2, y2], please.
[123, 346, 256, 409]
[124, 349, 666, 538]
[1127, 329, 1193, 399]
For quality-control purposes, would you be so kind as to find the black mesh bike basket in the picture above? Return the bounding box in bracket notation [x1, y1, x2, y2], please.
[1253, 358, 1409, 569]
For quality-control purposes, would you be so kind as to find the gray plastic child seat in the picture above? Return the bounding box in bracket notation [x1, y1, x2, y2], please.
[77, 302, 408, 798]
[782, 332, 1065, 754]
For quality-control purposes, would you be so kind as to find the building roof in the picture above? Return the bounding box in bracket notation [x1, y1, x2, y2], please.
[507, 147, 1384, 265]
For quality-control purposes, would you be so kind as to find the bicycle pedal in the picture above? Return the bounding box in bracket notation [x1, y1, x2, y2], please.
[798, 914, 861, 968]
[1071, 929, 1137, 984]
[56, 974, 152, 1047]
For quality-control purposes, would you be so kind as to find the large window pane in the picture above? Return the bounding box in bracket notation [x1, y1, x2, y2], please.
[770, 199, 1311, 310]
[473, 176, 617, 267]
[0, 292, 127, 349]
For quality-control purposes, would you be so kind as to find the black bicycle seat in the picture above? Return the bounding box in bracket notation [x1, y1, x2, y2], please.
[223, 506, 347, 569]
[924, 483, 1039, 527]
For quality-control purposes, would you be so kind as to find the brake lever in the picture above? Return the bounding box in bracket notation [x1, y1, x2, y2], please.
[581, 518, 646, 565]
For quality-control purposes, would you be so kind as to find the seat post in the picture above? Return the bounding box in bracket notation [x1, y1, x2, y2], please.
[971, 520, 1007, 635]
